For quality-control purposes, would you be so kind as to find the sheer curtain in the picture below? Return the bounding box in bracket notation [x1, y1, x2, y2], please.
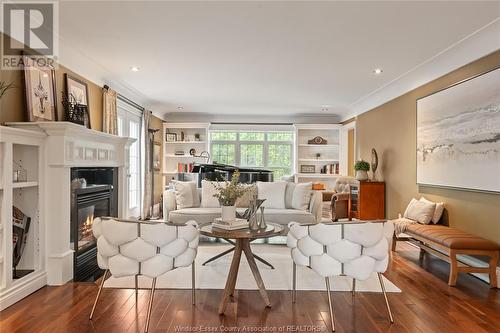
[141, 110, 153, 219]
[102, 87, 118, 135]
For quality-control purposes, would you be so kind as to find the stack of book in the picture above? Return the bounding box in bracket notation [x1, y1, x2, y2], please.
[177, 162, 194, 173]
[321, 162, 339, 174]
[212, 217, 249, 230]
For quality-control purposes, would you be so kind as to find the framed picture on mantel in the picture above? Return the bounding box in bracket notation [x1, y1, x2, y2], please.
[22, 53, 58, 122]
[416, 66, 500, 193]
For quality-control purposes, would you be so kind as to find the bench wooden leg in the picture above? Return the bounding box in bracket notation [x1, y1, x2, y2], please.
[489, 251, 499, 288]
[449, 250, 458, 286]
[391, 234, 397, 252]
[419, 248, 425, 260]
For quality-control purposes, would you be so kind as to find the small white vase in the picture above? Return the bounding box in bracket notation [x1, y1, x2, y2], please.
[355, 170, 369, 181]
[221, 205, 236, 222]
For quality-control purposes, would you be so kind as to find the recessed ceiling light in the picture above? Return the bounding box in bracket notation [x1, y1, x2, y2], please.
[177, 106, 184, 110]
[373, 68, 383, 75]
[130, 66, 139, 72]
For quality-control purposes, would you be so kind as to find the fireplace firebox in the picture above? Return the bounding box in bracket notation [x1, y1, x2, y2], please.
[71, 167, 118, 281]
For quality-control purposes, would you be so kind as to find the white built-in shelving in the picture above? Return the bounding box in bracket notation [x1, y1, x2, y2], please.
[162, 123, 210, 184]
[294, 124, 343, 189]
[0, 126, 46, 311]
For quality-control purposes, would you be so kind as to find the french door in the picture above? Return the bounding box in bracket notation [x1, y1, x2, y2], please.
[117, 101, 142, 218]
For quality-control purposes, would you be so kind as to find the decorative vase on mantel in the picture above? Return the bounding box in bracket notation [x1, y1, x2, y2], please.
[221, 205, 236, 222]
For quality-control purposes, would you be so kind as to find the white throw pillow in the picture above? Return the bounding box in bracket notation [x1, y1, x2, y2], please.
[257, 181, 287, 209]
[201, 180, 222, 208]
[403, 198, 418, 218]
[235, 184, 257, 208]
[420, 197, 444, 224]
[404, 199, 436, 225]
[173, 181, 199, 209]
[285, 182, 296, 209]
[291, 182, 312, 211]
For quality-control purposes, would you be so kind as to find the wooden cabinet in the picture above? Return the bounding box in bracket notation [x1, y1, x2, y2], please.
[350, 181, 385, 220]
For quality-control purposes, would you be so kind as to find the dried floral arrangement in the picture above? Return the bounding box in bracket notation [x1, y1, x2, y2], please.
[211, 171, 250, 206]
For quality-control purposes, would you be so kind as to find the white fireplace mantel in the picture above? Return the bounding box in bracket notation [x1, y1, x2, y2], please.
[6, 122, 134, 285]
[7, 122, 134, 167]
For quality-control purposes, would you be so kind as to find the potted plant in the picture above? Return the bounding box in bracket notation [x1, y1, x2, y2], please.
[212, 171, 249, 222]
[354, 160, 370, 181]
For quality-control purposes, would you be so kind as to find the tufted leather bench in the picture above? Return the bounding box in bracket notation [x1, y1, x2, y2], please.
[393, 223, 499, 287]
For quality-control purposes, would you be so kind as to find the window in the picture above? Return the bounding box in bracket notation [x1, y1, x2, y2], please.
[210, 130, 294, 179]
[117, 100, 142, 218]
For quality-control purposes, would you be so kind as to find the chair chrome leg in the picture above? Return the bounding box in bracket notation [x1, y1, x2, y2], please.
[192, 263, 196, 305]
[351, 278, 356, 298]
[89, 269, 108, 320]
[325, 277, 335, 332]
[377, 273, 394, 324]
[292, 262, 297, 303]
[135, 275, 139, 304]
[145, 277, 157, 333]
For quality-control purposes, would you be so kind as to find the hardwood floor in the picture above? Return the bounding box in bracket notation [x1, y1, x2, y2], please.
[1, 242, 499, 333]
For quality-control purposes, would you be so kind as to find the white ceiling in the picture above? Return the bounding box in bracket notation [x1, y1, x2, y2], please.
[54, 1, 500, 121]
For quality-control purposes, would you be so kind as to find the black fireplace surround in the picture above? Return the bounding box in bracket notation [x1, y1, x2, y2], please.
[71, 167, 118, 281]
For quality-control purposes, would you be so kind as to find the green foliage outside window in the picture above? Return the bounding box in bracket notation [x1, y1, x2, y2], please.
[211, 132, 237, 141]
[210, 131, 294, 179]
[212, 144, 235, 164]
[239, 132, 265, 141]
[241, 144, 264, 167]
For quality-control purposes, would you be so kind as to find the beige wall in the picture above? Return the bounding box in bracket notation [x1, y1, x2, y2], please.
[1, 33, 165, 205]
[0, 34, 103, 130]
[356, 50, 500, 243]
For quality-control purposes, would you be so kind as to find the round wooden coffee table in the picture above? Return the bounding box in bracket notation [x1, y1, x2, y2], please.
[200, 223, 283, 314]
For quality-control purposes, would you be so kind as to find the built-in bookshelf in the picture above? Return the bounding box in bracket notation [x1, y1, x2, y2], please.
[162, 123, 210, 183]
[294, 124, 343, 188]
[0, 126, 46, 311]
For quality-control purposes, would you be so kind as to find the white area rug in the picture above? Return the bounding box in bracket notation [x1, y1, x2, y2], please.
[104, 244, 401, 293]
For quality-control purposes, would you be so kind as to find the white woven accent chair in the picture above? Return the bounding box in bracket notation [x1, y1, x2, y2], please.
[287, 220, 395, 331]
[90, 217, 199, 333]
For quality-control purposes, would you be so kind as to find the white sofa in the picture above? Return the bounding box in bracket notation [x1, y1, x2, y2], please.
[163, 186, 323, 227]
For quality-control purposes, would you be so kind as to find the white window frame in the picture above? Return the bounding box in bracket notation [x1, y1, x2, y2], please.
[117, 99, 143, 218]
[209, 125, 295, 178]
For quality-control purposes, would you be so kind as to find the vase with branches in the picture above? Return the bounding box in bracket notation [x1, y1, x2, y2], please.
[211, 171, 249, 222]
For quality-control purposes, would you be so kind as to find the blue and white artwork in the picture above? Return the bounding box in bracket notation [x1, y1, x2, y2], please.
[417, 67, 500, 193]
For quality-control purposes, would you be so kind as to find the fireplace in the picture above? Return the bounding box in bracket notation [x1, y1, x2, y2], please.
[71, 167, 118, 281]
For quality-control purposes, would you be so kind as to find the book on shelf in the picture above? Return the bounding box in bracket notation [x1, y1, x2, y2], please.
[212, 217, 249, 230]
[177, 162, 194, 173]
[320, 162, 339, 174]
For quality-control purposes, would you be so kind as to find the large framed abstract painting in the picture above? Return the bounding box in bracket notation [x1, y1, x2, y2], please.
[417, 67, 500, 193]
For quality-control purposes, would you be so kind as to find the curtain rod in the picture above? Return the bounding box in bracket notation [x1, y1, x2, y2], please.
[117, 94, 145, 111]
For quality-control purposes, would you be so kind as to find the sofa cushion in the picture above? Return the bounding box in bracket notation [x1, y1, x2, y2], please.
[201, 180, 221, 208]
[172, 181, 199, 209]
[292, 182, 312, 210]
[257, 181, 287, 209]
[168, 207, 315, 226]
[405, 224, 499, 250]
[236, 184, 257, 208]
